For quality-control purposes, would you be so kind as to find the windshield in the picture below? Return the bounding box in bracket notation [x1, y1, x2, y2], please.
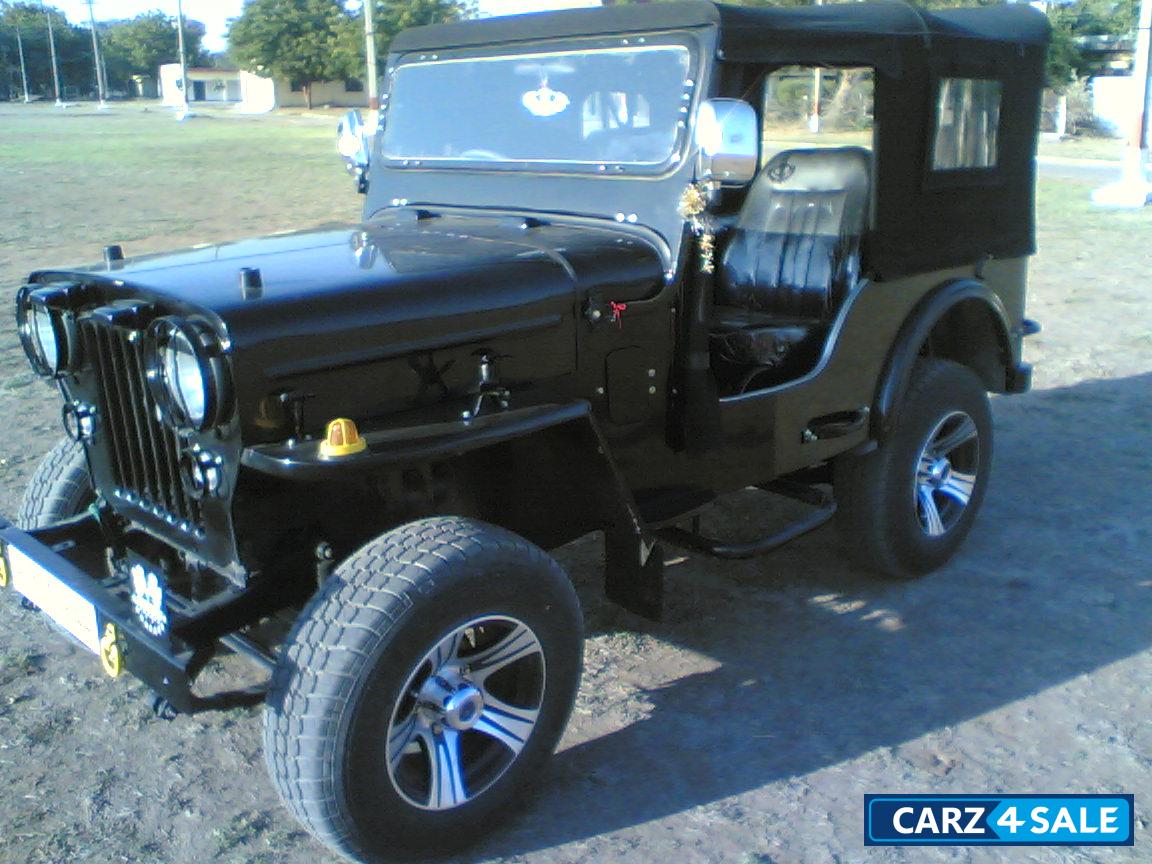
[381, 44, 693, 170]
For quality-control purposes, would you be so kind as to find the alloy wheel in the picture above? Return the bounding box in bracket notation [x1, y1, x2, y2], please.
[385, 615, 546, 810]
[913, 409, 980, 537]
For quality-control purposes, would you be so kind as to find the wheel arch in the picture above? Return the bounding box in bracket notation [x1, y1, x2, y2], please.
[872, 279, 1012, 439]
[449, 406, 665, 619]
[241, 401, 666, 619]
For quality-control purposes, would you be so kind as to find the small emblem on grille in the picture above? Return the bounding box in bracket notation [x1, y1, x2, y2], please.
[767, 160, 796, 183]
[130, 563, 169, 636]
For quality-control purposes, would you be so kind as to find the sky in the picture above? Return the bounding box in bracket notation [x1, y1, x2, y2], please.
[51, 0, 602, 53]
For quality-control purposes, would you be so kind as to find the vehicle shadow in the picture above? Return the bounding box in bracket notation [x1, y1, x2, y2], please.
[469, 371, 1152, 858]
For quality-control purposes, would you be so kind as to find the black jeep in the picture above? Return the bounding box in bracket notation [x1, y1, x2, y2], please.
[1, 2, 1048, 860]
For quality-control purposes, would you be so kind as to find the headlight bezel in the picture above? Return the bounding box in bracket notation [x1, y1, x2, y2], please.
[144, 316, 232, 432]
[16, 287, 80, 378]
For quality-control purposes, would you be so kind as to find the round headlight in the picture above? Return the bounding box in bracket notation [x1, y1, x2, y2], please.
[145, 318, 231, 431]
[165, 327, 207, 425]
[16, 288, 78, 378]
[31, 304, 59, 370]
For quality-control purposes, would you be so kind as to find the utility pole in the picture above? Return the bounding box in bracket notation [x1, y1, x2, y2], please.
[84, 0, 108, 109]
[16, 27, 31, 103]
[175, 0, 192, 119]
[101, 51, 110, 100]
[808, 0, 823, 133]
[364, 0, 380, 116]
[1092, 0, 1152, 207]
[46, 6, 65, 106]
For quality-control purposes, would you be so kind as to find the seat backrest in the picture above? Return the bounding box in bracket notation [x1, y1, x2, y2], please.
[718, 147, 871, 321]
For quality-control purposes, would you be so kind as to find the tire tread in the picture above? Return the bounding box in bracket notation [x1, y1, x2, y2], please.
[835, 358, 992, 577]
[263, 516, 574, 861]
[16, 438, 93, 530]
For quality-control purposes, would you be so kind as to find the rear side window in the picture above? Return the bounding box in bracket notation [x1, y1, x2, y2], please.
[931, 78, 1001, 170]
[760, 65, 875, 165]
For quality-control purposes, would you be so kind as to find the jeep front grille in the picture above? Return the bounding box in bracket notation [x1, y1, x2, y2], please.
[80, 319, 203, 531]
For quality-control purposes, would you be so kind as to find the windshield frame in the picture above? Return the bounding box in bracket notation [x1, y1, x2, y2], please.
[378, 33, 700, 177]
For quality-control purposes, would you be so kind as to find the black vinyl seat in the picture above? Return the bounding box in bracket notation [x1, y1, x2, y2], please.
[711, 146, 872, 391]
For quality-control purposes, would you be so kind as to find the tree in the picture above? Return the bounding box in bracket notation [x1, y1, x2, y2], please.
[99, 12, 206, 91]
[0, 2, 91, 98]
[228, 0, 356, 109]
[331, 0, 472, 90]
[101, 11, 205, 83]
[372, 0, 473, 38]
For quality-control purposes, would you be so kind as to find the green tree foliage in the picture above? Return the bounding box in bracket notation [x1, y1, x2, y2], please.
[331, 0, 472, 84]
[0, 2, 90, 99]
[227, 0, 468, 108]
[1047, 0, 1139, 87]
[0, 4, 207, 99]
[1045, 12, 1083, 91]
[228, 0, 358, 109]
[375, 0, 474, 35]
[100, 12, 206, 89]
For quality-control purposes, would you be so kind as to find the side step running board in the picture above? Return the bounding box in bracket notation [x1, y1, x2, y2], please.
[657, 480, 836, 560]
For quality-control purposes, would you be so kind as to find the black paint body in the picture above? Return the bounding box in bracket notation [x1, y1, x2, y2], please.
[5, 2, 1048, 704]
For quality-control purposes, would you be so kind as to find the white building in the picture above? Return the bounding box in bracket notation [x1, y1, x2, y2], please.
[158, 64, 366, 113]
[1090, 75, 1137, 138]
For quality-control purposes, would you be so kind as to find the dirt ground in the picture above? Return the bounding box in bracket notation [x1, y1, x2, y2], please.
[0, 106, 1149, 864]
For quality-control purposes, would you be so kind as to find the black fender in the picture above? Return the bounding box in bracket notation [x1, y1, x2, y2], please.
[872, 279, 1014, 439]
[241, 401, 666, 619]
[241, 402, 593, 480]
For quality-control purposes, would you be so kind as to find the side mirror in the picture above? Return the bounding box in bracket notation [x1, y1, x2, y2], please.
[695, 98, 758, 186]
[337, 110, 372, 193]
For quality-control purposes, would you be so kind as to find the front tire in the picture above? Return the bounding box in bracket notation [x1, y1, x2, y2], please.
[835, 358, 993, 578]
[264, 517, 583, 862]
[17, 438, 93, 529]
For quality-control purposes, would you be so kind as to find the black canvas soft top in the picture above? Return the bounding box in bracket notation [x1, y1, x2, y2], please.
[389, 0, 1049, 55]
[387, 1, 1051, 280]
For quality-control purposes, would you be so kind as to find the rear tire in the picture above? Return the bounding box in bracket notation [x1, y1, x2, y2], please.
[835, 358, 992, 578]
[17, 438, 93, 529]
[264, 517, 583, 862]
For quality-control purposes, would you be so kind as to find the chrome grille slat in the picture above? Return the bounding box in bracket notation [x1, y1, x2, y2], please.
[81, 318, 202, 530]
[109, 330, 153, 502]
[132, 346, 185, 520]
[164, 424, 199, 524]
[89, 323, 135, 490]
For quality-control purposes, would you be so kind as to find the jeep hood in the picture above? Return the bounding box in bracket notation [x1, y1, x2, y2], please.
[33, 212, 662, 388]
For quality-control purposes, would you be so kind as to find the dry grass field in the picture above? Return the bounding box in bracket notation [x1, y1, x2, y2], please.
[0, 103, 1150, 864]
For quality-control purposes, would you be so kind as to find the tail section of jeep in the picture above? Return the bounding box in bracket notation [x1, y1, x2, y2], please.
[2, 3, 1048, 860]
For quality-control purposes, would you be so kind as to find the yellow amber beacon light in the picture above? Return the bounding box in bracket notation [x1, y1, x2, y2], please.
[320, 418, 367, 458]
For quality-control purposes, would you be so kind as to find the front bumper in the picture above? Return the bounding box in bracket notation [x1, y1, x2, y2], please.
[0, 514, 262, 714]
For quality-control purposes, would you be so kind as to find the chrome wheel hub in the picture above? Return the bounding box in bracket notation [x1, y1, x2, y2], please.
[385, 616, 546, 811]
[924, 456, 951, 489]
[420, 674, 485, 731]
[914, 410, 980, 537]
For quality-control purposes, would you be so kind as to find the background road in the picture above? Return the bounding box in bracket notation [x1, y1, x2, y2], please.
[1037, 155, 1129, 183]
